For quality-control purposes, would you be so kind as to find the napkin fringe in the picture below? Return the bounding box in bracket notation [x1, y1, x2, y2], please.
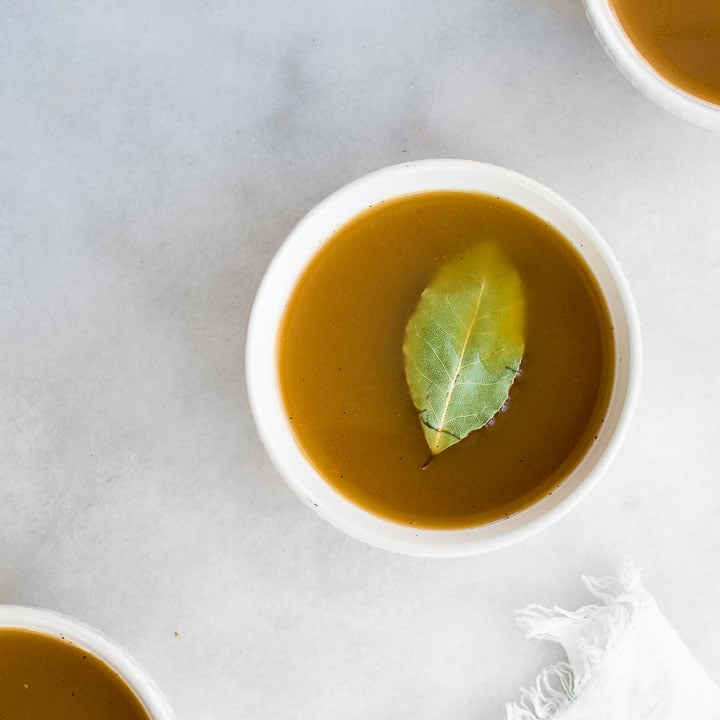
[504, 663, 575, 720]
[504, 560, 652, 720]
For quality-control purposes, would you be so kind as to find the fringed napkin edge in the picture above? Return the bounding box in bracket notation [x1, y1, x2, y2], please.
[504, 560, 653, 720]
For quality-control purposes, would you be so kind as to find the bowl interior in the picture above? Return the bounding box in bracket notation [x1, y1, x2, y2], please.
[246, 160, 641, 556]
[583, 0, 720, 130]
[0, 605, 176, 720]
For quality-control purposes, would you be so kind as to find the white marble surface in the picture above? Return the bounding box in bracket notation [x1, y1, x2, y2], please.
[2, 1, 719, 718]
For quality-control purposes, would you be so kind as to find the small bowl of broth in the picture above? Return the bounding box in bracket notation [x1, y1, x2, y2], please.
[0, 605, 176, 720]
[584, 0, 720, 129]
[246, 160, 641, 556]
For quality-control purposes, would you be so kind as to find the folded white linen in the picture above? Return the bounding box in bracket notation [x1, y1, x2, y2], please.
[504, 561, 720, 720]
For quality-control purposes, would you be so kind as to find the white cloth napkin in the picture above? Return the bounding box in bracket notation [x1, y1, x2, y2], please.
[504, 561, 720, 720]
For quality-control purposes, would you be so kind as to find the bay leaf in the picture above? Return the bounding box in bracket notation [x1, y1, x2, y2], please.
[403, 242, 525, 456]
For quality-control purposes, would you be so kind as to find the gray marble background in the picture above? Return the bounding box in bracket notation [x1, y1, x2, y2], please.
[2, 1, 719, 718]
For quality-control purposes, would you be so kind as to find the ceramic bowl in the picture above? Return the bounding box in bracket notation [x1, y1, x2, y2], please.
[246, 159, 642, 556]
[583, 0, 720, 130]
[0, 605, 176, 719]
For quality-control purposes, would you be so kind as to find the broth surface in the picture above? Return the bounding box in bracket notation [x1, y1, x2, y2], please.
[279, 192, 614, 529]
[611, 0, 720, 105]
[0, 628, 151, 720]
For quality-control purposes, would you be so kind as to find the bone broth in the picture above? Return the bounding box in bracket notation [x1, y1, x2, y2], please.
[0, 628, 151, 720]
[278, 192, 615, 529]
[611, 0, 720, 105]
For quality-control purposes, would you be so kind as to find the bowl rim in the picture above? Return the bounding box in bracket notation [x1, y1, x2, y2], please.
[245, 159, 642, 556]
[0, 604, 177, 720]
[582, 0, 720, 130]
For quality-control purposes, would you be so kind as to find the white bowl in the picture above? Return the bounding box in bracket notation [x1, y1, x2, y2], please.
[246, 159, 642, 556]
[0, 605, 176, 719]
[583, 0, 720, 130]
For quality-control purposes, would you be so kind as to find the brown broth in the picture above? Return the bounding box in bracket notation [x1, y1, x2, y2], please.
[611, 0, 720, 105]
[0, 628, 151, 720]
[278, 192, 614, 529]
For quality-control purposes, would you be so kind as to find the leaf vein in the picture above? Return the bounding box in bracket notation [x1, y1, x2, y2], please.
[444, 294, 468, 331]
[433, 278, 487, 445]
[421, 337, 453, 380]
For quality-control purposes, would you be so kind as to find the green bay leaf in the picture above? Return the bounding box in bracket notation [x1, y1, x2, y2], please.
[403, 242, 525, 456]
